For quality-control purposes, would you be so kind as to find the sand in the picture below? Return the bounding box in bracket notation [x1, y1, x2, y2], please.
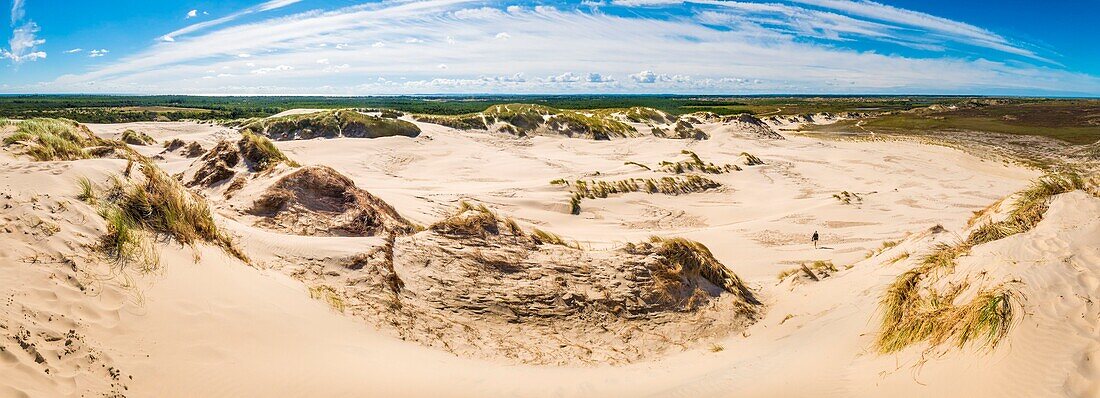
[1, 114, 1097, 397]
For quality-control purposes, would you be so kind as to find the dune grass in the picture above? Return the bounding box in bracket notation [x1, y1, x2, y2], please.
[238, 129, 300, 171]
[556, 175, 720, 214]
[740, 152, 765, 166]
[876, 173, 1082, 354]
[645, 237, 758, 304]
[77, 177, 97, 204]
[430, 201, 504, 237]
[309, 285, 346, 312]
[776, 260, 837, 281]
[89, 160, 248, 267]
[659, 150, 739, 174]
[967, 173, 1083, 246]
[119, 129, 156, 145]
[3, 118, 104, 161]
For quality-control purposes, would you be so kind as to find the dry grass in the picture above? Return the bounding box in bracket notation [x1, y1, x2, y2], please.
[93, 160, 248, 266]
[740, 152, 765, 166]
[162, 138, 185, 151]
[119, 129, 156, 146]
[776, 260, 837, 281]
[308, 285, 346, 312]
[967, 173, 1083, 246]
[647, 236, 758, 305]
[659, 150, 739, 174]
[875, 173, 1081, 354]
[238, 130, 299, 171]
[886, 251, 911, 265]
[430, 201, 503, 237]
[558, 175, 720, 215]
[833, 191, 862, 205]
[3, 118, 103, 161]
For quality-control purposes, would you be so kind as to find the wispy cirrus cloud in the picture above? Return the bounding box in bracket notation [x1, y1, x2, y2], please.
[160, 0, 303, 42]
[37, 0, 1100, 95]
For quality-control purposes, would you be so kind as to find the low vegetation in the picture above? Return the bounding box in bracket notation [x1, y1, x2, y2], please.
[80, 160, 248, 270]
[876, 173, 1083, 354]
[416, 103, 645, 140]
[556, 175, 721, 214]
[238, 130, 299, 171]
[3, 118, 105, 161]
[659, 150, 740, 174]
[833, 191, 862, 205]
[777, 260, 837, 281]
[119, 129, 156, 145]
[242, 109, 420, 140]
[628, 237, 758, 306]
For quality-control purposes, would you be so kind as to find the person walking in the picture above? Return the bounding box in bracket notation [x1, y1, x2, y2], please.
[812, 230, 819, 249]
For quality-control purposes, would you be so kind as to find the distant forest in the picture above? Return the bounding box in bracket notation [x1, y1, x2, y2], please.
[0, 94, 992, 123]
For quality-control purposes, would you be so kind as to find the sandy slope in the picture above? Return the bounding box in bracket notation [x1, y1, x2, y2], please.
[2, 117, 1096, 397]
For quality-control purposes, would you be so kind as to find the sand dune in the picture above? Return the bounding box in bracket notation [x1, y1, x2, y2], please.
[1, 113, 1096, 397]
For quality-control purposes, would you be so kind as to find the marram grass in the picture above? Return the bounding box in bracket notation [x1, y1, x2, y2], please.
[875, 173, 1082, 354]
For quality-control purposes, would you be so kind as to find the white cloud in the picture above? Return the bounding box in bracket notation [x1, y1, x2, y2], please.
[316, 58, 329, 64]
[64, 48, 83, 54]
[322, 63, 350, 73]
[160, 0, 303, 42]
[371, 41, 386, 48]
[88, 49, 109, 58]
[250, 64, 294, 74]
[405, 38, 424, 43]
[186, 9, 199, 19]
[2, 22, 46, 63]
[237, 53, 252, 58]
[586, 73, 613, 83]
[545, 72, 581, 83]
[494, 32, 511, 40]
[35, 1, 1100, 95]
[630, 70, 659, 84]
[10, 0, 25, 26]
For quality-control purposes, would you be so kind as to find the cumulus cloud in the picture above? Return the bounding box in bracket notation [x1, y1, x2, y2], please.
[545, 72, 581, 83]
[88, 49, 109, 58]
[586, 73, 613, 83]
[494, 32, 511, 40]
[186, 9, 198, 18]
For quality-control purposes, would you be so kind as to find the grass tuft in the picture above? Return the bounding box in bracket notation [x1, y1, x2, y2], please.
[3, 118, 103, 161]
[92, 160, 248, 267]
[77, 177, 97, 204]
[648, 236, 758, 304]
[238, 130, 300, 171]
[875, 173, 1082, 354]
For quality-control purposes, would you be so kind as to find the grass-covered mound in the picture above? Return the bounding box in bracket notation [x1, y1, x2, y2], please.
[119, 129, 156, 145]
[80, 160, 248, 270]
[876, 173, 1084, 354]
[416, 103, 654, 140]
[241, 109, 420, 141]
[3, 118, 107, 161]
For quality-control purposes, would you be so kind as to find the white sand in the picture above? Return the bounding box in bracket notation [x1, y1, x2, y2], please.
[1, 118, 1097, 397]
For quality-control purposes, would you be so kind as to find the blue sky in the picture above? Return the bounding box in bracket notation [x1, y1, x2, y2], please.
[2, 0, 1098, 95]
